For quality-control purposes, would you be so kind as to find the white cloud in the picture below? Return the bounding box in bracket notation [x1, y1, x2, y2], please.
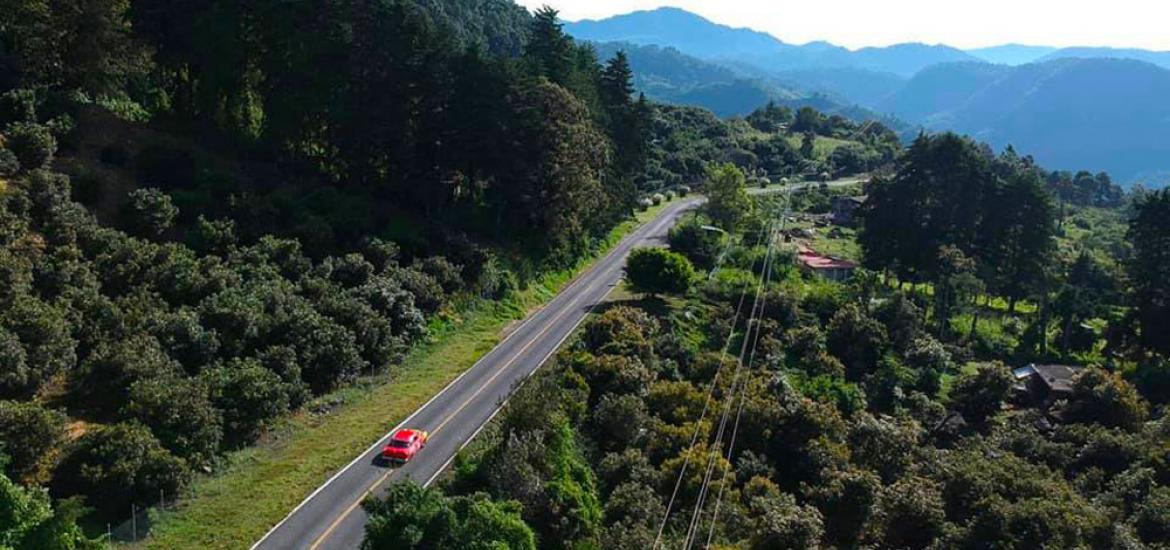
[515, 0, 1170, 50]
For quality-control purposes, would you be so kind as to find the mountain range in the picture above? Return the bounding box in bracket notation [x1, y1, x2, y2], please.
[568, 7, 1170, 184]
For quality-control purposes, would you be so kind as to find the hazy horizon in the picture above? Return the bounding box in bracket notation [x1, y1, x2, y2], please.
[516, 1, 1170, 51]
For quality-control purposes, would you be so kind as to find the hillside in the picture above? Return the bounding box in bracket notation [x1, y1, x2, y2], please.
[884, 58, 1170, 183]
[771, 67, 906, 107]
[877, 62, 1011, 122]
[590, 42, 801, 117]
[591, 41, 900, 122]
[1040, 46, 1170, 69]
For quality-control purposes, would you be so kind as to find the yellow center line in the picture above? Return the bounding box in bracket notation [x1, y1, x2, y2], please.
[305, 257, 616, 550]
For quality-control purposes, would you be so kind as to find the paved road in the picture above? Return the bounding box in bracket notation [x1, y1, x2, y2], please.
[747, 175, 868, 196]
[252, 197, 703, 550]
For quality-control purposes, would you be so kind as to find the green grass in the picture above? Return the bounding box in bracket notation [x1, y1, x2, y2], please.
[811, 227, 861, 261]
[129, 197, 684, 549]
[785, 135, 852, 160]
[938, 361, 982, 403]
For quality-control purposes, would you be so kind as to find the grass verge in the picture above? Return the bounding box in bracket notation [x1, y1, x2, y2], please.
[130, 198, 683, 549]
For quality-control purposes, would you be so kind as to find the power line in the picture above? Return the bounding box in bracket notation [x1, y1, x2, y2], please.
[701, 191, 794, 549]
[652, 220, 771, 549]
[683, 220, 782, 550]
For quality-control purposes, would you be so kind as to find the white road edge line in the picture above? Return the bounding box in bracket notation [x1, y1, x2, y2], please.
[425, 263, 628, 488]
[250, 200, 695, 549]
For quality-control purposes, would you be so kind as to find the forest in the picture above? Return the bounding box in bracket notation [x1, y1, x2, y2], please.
[0, 0, 665, 543]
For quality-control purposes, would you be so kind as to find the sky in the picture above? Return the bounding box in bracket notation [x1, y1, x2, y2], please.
[514, 0, 1170, 50]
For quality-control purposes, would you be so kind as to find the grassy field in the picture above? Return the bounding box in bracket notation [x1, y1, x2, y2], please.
[785, 134, 853, 160]
[129, 198, 684, 549]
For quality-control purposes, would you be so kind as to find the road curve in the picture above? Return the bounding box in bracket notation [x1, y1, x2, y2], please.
[252, 197, 703, 550]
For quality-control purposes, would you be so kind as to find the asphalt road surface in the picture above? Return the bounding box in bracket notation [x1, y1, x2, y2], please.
[252, 197, 703, 550]
[747, 175, 869, 196]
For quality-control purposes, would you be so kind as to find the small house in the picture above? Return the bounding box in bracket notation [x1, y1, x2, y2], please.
[796, 246, 856, 282]
[1012, 363, 1083, 404]
[831, 195, 866, 225]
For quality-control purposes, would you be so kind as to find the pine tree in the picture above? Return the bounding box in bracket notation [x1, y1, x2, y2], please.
[1128, 189, 1170, 356]
[525, 7, 573, 86]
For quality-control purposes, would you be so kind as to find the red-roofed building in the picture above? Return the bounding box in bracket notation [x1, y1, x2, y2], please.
[796, 246, 856, 281]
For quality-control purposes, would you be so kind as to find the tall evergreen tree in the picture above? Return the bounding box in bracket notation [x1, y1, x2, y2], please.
[525, 7, 572, 86]
[979, 167, 1057, 312]
[1128, 189, 1170, 356]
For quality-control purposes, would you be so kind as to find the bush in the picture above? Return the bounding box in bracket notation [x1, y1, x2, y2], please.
[3, 122, 56, 172]
[123, 187, 178, 238]
[0, 401, 67, 482]
[203, 359, 291, 447]
[1064, 367, 1149, 431]
[625, 247, 695, 296]
[949, 362, 1012, 425]
[0, 89, 38, 125]
[52, 422, 190, 516]
[476, 255, 516, 300]
[651, 193, 665, 206]
[415, 256, 463, 294]
[0, 148, 18, 177]
[667, 220, 723, 271]
[396, 266, 445, 314]
[125, 375, 223, 467]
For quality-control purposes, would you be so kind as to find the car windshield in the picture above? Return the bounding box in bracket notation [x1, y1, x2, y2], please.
[388, 439, 411, 448]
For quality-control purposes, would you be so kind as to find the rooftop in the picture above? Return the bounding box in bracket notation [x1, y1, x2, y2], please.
[1019, 363, 1083, 394]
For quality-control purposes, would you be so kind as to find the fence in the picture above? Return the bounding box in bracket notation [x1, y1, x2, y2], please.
[105, 487, 187, 545]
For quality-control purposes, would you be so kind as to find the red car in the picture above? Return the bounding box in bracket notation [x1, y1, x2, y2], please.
[382, 428, 428, 463]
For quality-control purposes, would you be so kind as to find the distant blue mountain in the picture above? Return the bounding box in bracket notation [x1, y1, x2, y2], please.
[571, 7, 1170, 184]
[566, 7, 791, 60]
[565, 7, 977, 77]
[966, 44, 1058, 65]
[882, 58, 1170, 183]
[590, 41, 901, 123]
[1040, 47, 1170, 70]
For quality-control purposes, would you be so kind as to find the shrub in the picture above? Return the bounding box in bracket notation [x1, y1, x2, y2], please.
[415, 256, 463, 294]
[203, 359, 291, 447]
[949, 362, 1012, 425]
[667, 220, 723, 271]
[0, 400, 67, 482]
[1064, 367, 1149, 431]
[329, 253, 375, 288]
[123, 188, 178, 238]
[396, 266, 445, 314]
[0, 89, 38, 124]
[625, 247, 695, 296]
[125, 375, 223, 467]
[52, 422, 190, 516]
[3, 122, 56, 172]
[476, 255, 516, 300]
[0, 148, 18, 177]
